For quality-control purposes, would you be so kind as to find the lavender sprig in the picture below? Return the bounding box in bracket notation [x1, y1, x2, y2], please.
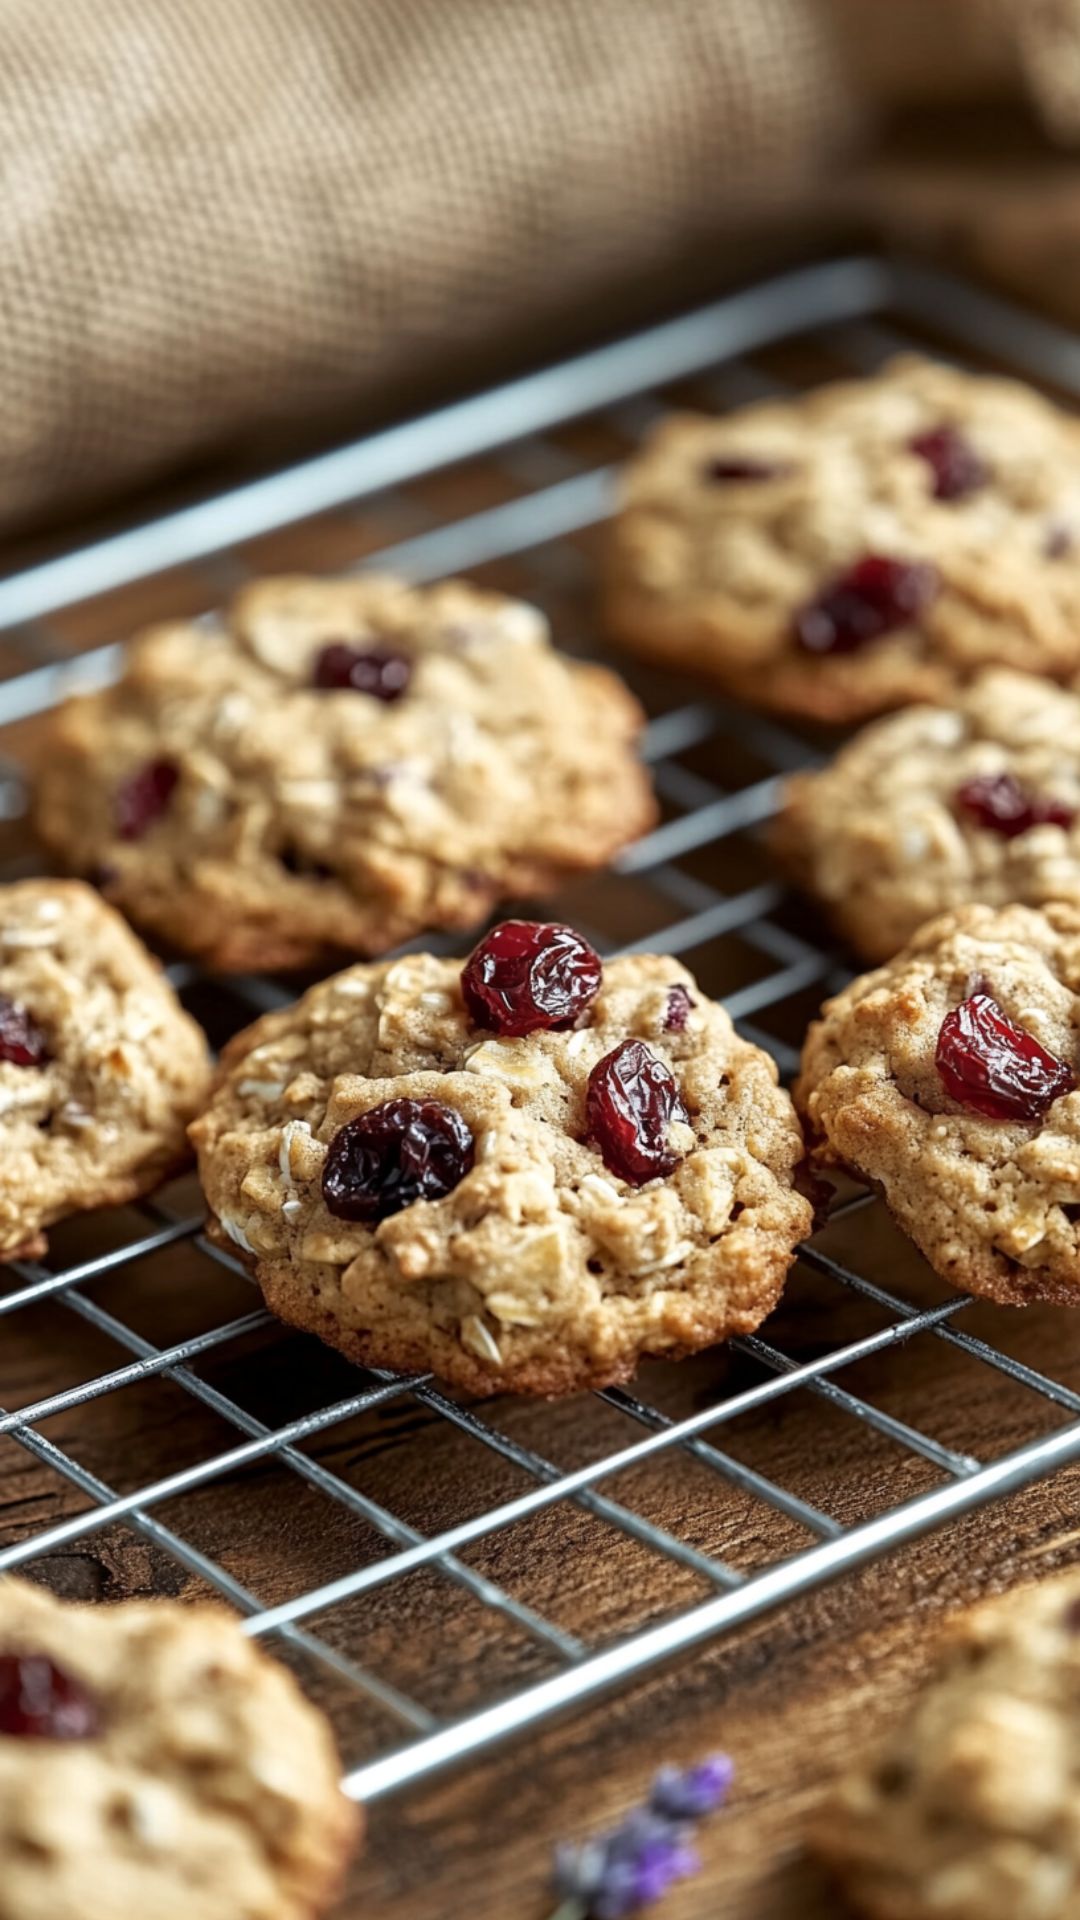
[650, 1754, 734, 1821]
[548, 1753, 733, 1919]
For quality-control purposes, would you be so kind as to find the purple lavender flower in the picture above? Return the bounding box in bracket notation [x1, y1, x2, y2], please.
[552, 1812, 698, 1919]
[591, 1824, 699, 1918]
[649, 1754, 734, 1821]
[549, 1753, 733, 1918]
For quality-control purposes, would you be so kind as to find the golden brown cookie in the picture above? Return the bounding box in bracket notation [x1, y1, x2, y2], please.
[797, 902, 1080, 1305]
[605, 357, 1080, 723]
[813, 1568, 1080, 1920]
[190, 922, 811, 1396]
[777, 670, 1080, 963]
[0, 1576, 358, 1920]
[35, 573, 656, 971]
[0, 880, 209, 1260]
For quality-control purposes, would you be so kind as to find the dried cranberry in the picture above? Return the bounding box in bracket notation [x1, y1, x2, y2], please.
[936, 989, 1075, 1121]
[793, 555, 939, 656]
[322, 1098, 474, 1223]
[0, 1653, 99, 1739]
[909, 425, 988, 501]
[312, 643, 411, 702]
[0, 997, 48, 1068]
[1045, 523, 1073, 560]
[663, 985, 694, 1032]
[461, 922, 602, 1036]
[703, 455, 791, 483]
[586, 1039, 689, 1185]
[115, 759, 179, 841]
[956, 772, 1075, 839]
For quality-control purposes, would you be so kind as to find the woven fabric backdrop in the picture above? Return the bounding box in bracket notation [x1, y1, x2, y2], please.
[0, 0, 859, 534]
[2, 0, 1079, 538]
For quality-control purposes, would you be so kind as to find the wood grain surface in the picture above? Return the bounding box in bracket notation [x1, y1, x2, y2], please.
[3, 416, 1080, 1920]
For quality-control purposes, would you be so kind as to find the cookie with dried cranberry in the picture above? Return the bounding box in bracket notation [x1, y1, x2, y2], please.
[776, 670, 1080, 963]
[812, 1568, 1080, 1920]
[605, 356, 1080, 724]
[0, 879, 209, 1260]
[190, 922, 811, 1396]
[34, 573, 656, 972]
[0, 1576, 358, 1920]
[797, 903, 1080, 1304]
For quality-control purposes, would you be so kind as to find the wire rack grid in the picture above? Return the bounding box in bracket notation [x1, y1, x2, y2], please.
[4, 256, 1080, 1808]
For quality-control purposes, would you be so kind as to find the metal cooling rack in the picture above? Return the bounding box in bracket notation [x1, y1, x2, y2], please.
[6, 256, 1080, 1807]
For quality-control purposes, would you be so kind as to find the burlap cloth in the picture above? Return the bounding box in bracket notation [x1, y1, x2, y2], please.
[4, 0, 1080, 539]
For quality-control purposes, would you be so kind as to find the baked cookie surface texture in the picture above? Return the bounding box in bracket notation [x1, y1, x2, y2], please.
[778, 670, 1080, 962]
[797, 902, 1080, 1304]
[0, 1576, 358, 1920]
[605, 356, 1080, 722]
[813, 1568, 1080, 1920]
[36, 574, 656, 970]
[191, 921, 811, 1396]
[0, 880, 209, 1260]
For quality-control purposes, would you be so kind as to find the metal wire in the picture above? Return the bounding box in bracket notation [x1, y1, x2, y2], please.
[3, 256, 1080, 1805]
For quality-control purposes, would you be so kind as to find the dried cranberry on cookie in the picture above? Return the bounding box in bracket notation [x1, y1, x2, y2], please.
[190, 921, 811, 1396]
[35, 573, 656, 971]
[605, 357, 1080, 723]
[0, 1577, 357, 1920]
[797, 902, 1080, 1304]
[0, 879, 209, 1260]
[776, 671, 1080, 963]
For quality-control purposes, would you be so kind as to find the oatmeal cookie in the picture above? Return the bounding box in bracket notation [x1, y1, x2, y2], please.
[797, 902, 1080, 1304]
[35, 573, 655, 972]
[605, 356, 1080, 724]
[190, 922, 811, 1396]
[0, 880, 209, 1260]
[813, 1568, 1080, 1920]
[0, 1576, 358, 1920]
[777, 670, 1080, 962]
